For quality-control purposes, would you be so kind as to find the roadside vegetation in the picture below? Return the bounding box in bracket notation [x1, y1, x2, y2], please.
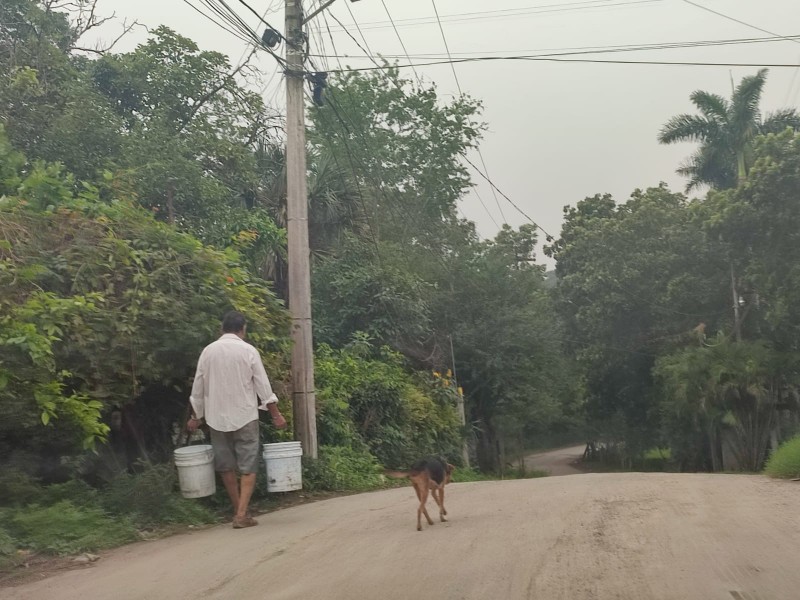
[764, 436, 800, 479]
[3, 0, 800, 575]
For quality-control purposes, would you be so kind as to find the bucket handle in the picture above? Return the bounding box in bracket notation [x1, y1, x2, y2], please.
[179, 402, 208, 448]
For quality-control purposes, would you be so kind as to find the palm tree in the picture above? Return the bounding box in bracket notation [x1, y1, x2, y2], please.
[659, 69, 800, 191]
[249, 135, 368, 298]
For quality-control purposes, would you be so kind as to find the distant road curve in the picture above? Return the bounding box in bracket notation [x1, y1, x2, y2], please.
[524, 443, 585, 476]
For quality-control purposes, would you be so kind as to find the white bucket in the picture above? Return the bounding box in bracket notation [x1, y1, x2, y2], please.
[263, 441, 303, 492]
[174, 444, 216, 498]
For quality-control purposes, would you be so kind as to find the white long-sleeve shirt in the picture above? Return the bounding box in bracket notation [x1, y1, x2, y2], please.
[189, 334, 278, 432]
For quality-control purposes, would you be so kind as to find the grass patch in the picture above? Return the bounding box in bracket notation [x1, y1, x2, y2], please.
[0, 462, 219, 568]
[102, 464, 216, 528]
[577, 446, 675, 473]
[303, 445, 386, 492]
[451, 467, 548, 483]
[643, 447, 671, 460]
[764, 436, 800, 479]
[0, 502, 137, 555]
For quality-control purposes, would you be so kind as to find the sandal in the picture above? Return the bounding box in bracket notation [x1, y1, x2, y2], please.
[232, 515, 258, 529]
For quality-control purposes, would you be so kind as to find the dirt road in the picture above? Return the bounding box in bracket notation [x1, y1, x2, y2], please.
[524, 444, 585, 475]
[7, 474, 800, 600]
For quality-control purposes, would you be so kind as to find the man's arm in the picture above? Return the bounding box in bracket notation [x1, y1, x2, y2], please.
[251, 349, 287, 429]
[188, 354, 206, 431]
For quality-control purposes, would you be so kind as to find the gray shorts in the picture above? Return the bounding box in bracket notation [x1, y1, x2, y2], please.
[209, 420, 260, 474]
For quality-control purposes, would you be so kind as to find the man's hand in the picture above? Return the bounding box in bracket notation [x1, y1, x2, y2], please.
[187, 417, 201, 433]
[266, 403, 288, 430]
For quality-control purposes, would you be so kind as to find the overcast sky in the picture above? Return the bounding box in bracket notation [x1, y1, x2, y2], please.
[88, 0, 800, 262]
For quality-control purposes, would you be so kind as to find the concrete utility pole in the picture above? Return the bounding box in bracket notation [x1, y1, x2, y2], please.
[283, 0, 362, 459]
[449, 334, 470, 468]
[285, 0, 317, 458]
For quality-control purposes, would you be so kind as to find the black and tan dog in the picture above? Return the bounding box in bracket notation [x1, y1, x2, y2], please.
[386, 457, 455, 531]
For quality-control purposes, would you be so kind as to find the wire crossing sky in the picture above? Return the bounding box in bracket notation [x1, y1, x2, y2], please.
[90, 0, 800, 262]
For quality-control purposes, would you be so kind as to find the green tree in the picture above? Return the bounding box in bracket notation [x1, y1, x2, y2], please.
[655, 338, 797, 472]
[438, 225, 577, 471]
[546, 186, 728, 463]
[309, 67, 483, 243]
[658, 69, 800, 191]
[700, 130, 800, 352]
[0, 130, 290, 473]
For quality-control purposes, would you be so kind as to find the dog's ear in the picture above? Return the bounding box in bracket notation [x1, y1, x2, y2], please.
[445, 463, 455, 484]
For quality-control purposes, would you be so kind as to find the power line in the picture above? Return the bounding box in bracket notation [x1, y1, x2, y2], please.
[326, 0, 664, 33]
[681, 0, 800, 46]
[326, 56, 800, 73]
[679, 0, 800, 110]
[313, 33, 800, 61]
[380, 0, 420, 84]
[462, 155, 554, 241]
[430, 0, 507, 225]
[325, 5, 554, 238]
[324, 10, 509, 231]
[430, 0, 461, 95]
[233, 0, 285, 42]
[314, 15, 455, 249]
[184, 0, 288, 67]
[180, 0, 255, 44]
[472, 189, 501, 229]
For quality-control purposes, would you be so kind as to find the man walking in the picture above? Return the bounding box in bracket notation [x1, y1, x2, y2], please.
[188, 311, 287, 528]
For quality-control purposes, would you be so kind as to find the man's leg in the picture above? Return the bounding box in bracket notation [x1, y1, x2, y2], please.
[209, 428, 240, 515]
[220, 471, 240, 513]
[232, 420, 260, 527]
[236, 473, 257, 519]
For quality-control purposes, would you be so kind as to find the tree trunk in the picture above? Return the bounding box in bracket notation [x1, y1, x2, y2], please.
[736, 150, 747, 184]
[708, 422, 723, 472]
[476, 416, 500, 472]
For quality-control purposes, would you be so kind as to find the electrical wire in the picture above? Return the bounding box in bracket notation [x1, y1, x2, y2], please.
[679, 0, 800, 111]
[193, 0, 288, 67]
[380, 0, 420, 84]
[180, 0, 256, 44]
[430, 0, 507, 226]
[326, 56, 800, 73]
[681, 0, 800, 46]
[430, 0, 461, 95]
[311, 33, 800, 61]
[325, 0, 664, 33]
[234, 0, 286, 42]
[310, 18, 688, 360]
[326, 9, 511, 231]
[462, 155, 555, 241]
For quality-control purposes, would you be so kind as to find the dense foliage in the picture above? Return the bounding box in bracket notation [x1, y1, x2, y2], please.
[548, 80, 800, 470]
[1, 6, 579, 566]
[0, 127, 290, 471]
[8, 0, 800, 564]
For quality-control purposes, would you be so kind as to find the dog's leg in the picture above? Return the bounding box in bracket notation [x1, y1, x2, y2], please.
[418, 485, 434, 529]
[412, 480, 424, 531]
[422, 487, 435, 526]
[437, 484, 447, 520]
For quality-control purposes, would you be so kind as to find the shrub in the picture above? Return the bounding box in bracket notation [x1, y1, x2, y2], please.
[40, 479, 99, 508]
[450, 467, 547, 483]
[0, 134, 290, 469]
[2, 501, 137, 555]
[315, 344, 463, 469]
[764, 436, 800, 479]
[0, 469, 41, 507]
[101, 464, 215, 527]
[0, 527, 16, 555]
[303, 445, 385, 492]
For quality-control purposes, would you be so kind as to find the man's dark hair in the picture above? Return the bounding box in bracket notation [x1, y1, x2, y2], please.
[222, 311, 247, 333]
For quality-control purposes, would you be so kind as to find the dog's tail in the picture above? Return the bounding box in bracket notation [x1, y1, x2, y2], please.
[383, 469, 410, 479]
